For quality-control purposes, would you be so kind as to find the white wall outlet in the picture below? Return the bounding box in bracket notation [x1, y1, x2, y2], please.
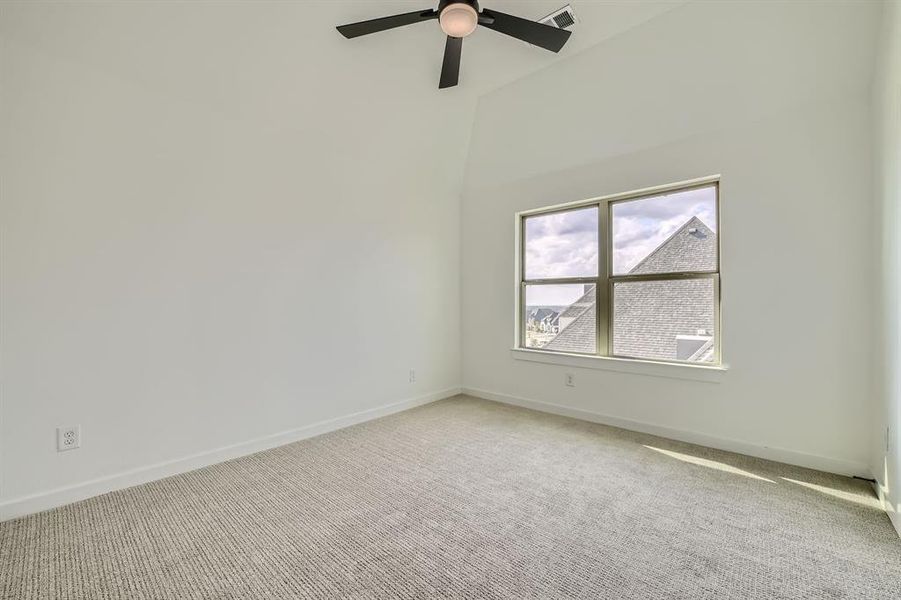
[409, 369, 416, 383]
[565, 373, 575, 387]
[57, 425, 81, 452]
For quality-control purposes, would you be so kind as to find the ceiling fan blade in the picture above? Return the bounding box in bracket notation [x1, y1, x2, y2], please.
[337, 9, 438, 39]
[479, 9, 572, 53]
[439, 36, 463, 89]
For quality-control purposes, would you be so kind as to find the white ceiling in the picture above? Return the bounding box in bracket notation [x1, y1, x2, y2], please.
[1, 1, 684, 119]
[0, 0, 688, 195]
[332, 0, 685, 97]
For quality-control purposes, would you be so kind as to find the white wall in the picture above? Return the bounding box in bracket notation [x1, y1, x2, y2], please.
[461, 1, 880, 475]
[0, 1, 471, 517]
[1, 0, 893, 522]
[873, 0, 901, 534]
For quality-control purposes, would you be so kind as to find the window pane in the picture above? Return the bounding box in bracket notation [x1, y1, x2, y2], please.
[524, 284, 596, 353]
[611, 186, 717, 275]
[613, 278, 715, 362]
[524, 207, 598, 279]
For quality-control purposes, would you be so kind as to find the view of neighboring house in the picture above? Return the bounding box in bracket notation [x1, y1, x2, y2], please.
[524, 308, 561, 347]
[528, 308, 560, 333]
[529, 216, 716, 362]
[543, 284, 598, 354]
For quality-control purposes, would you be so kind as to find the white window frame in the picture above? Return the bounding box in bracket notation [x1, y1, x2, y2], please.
[515, 176, 723, 368]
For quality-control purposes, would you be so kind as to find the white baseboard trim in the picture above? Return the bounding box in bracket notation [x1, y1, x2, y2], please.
[462, 387, 871, 478]
[874, 481, 901, 538]
[889, 509, 901, 538]
[0, 387, 461, 522]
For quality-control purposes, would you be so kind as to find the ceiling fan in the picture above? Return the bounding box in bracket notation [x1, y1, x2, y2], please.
[336, 1, 572, 89]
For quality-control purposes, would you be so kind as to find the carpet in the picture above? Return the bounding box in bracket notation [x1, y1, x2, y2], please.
[1, 395, 899, 599]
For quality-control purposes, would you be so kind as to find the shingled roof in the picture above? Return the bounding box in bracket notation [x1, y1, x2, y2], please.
[544, 285, 596, 353]
[528, 308, 559, 325]
[612, 278, 714, 361]
[628, 216, 716, 275]
[543, 216, 716, 361]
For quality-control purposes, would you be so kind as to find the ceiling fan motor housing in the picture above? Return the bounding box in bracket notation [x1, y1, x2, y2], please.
[438, 0, 480, 16]
[336, 1, 571, 89]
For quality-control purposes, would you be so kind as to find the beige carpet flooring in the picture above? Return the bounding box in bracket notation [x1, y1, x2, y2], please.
[1, 395, 900, 599]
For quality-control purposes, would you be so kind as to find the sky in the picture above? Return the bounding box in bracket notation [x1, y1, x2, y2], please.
[525, 186, 716, 306]
[612, 186, 717, 274]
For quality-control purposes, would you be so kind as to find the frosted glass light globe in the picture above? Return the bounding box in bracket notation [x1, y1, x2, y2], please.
[439, 3, 478, 38]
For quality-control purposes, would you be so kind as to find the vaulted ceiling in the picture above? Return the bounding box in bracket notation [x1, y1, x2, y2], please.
[331, 1, 684, 96]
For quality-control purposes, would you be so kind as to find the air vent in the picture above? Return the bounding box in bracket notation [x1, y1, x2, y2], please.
[540, 5, 576, 30]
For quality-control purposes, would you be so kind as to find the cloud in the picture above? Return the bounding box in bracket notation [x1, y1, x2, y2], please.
[524, 186, 717, 300]
[612, 187, 716, 273]
[525, 207, 598, 278]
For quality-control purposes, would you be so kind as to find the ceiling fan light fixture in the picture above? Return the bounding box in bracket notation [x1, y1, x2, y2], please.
[439, 3, 479, 38]
[336, 1, 572, 89]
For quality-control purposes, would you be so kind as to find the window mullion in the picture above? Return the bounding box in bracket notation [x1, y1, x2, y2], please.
[522, 277, 599, 285]
[597, 202, 610, 357]
[609, 271, 718, 284]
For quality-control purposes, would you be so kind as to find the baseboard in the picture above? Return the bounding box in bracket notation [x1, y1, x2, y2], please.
[874, 481, 901, 538]
[462, 387, 870, 478]
[0, 387, 461, 522]
[889, 509, 901, 538]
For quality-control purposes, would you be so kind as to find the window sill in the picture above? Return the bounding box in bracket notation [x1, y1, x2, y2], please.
[510, 348, 728, 383]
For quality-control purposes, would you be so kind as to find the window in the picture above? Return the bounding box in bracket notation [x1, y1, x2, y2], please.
[518, 180, 720, 365]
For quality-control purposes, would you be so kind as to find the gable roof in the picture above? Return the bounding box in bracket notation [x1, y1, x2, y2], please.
[541, 216, 717, 360]
[528, 308, 558, 323]
[557, 285, 595, 321]
[544, 286, 596, 352]
[628, 216, 716, 275]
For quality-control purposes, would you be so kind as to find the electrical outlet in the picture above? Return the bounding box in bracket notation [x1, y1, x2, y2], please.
[57, 425, 81, 452]
[409, 369, 416, 384]
[565, 373, 575, 387]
